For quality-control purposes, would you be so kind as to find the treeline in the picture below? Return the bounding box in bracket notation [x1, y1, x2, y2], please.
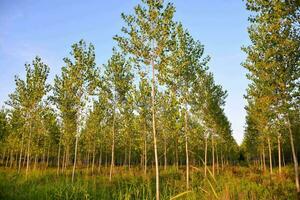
[242, 0, 300, 194]
[0, 0, 238, 199]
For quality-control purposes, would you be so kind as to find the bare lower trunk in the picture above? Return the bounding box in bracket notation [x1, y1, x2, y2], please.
[72, 136, 79, 183]
[184, 108, 189, 190]
[151, 60, 159, 200]
[18, 133, 24, 173]
[92, 143, 96, 175]
[175, 137, 179, 171]
[57, 143, 61, 175]
[267, 137, 273, 175]
[46, 147, 49, 168]
[33, 154, 37, 170]
[263, 146, 266, 172]
[212, 135, 215, 177]
[98, 148, 102, 173]
[204, 136, 208, 177]
[144, 122, 147, 175]
[25, 125, 32, 178]
[129, 139, 131, 169]
[287, 117, 299, 193]
[164, 137, 167, 171]
[277, 135, 281, 175]
[109, 109, 116, 182]
[216, 144, 219, 175]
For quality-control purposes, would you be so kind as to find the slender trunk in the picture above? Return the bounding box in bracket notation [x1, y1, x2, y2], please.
[34, 154, 37, 170]
[57, 143, 61, 175]
[72, 136, 79, 183]
[9, 150, 13, 168]
[212, 135, 215, 177]
[262, 147, 266, 172]
[260, 152, 263, 171]
[184, 108, 189, 190]
[18, 132, 25, 173]
[287, 117, 299, 193]
[216, 143, 219, 175]
[46, 147, 50, 168]
[221, 150, 224, 171]
[282, 146, 286, 167]
[175, 137, 179, 171]
[62, 150, 66, 172]
[277, 135, 282, 175]
[204, 136, 208, 177]
[164, 137, 167, 171]
[267, 137, 273, 175]
[109, 107, 116, 182]
[129, 139, 131, 169]
[92, 142, 96, 175]
[87, 152, 90, 174]
[25, 121, 32, 178]
[151, 59, 159, 200]
[144, 121, 147, 175]
[98, 148, 102, 173]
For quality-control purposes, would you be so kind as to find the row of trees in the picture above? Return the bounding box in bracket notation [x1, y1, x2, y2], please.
[0, 0, 238, 199]
[242, 0, 300, 194]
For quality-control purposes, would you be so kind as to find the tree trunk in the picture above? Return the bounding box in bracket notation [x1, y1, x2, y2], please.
[151, 59, 160, 200]
[262, 147, 266, 173]
[18, 132, 24, 173]
[164, 137, 167, 171]
[34, 154, 37, 170]
[129, 139, 132, 169]
[277, 135, 282, 175]
[144, 121, 147, 175]
[287, 117, 300, 193]
[109, 107, 116, 182]
[57, 142, 61, 175]
[46, 147, 50, 168]
[175, 136, 179, 171]
[204, 136, 208, 177]
[216, 143, 219, 175]
[184, 108, 189, 190]
[72, 135, 79, 183]
[92, 142, 96, 175]
[9, 150, 13, 168]
[212, 134, 215, 177]
[25, 121, 32, 178]
[267, 137, 273, 175]
[98, 148, 102, 173]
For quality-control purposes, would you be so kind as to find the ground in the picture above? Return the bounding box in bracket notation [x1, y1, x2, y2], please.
[0, 166, 297, 200]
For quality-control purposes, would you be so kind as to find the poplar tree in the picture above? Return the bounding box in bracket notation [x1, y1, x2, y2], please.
[243, 0, 300, 192]
[53, 40, 98, 182]
[114, 1, 175, 198]
[6, 56, 50, 177]
[103, 49, 133, 181]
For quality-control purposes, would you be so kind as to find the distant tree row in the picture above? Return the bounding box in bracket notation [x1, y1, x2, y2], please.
[0, 0, 238, 199]
[242, 0, 300, 194]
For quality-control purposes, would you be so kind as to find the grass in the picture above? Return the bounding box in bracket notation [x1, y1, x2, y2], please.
[0, 166, 297, 199]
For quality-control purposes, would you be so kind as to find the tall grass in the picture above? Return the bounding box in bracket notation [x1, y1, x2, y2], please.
[0, 166, 297, 199]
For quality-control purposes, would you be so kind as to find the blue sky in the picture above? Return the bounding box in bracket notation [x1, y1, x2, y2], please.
[0, 0, 250, 144]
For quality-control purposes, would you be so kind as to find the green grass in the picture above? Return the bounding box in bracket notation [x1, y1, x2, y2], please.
[0, 166, 297, 199]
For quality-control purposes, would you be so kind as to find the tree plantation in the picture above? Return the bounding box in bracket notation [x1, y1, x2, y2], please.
[0, 0, 299, 199]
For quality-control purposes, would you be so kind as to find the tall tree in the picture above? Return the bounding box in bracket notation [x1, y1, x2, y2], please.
[114, 1, 175, 198]
[53, 40, 98, 182]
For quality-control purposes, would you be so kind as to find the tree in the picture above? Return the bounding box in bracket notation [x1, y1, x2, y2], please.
[6, 56, 50, 177]
[103, 49, 133, 181]
[114, 1, 175, 198]
[243, 0, 300, 192]
[53, 40, 98, 182]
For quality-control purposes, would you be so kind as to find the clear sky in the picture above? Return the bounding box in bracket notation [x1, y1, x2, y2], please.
[0, 0, 250, 144]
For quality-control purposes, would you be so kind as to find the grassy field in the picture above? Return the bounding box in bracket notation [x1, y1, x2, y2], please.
[0, 166, 297, 200]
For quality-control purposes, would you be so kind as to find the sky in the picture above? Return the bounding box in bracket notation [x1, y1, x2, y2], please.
[0, 0, 250, 144]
